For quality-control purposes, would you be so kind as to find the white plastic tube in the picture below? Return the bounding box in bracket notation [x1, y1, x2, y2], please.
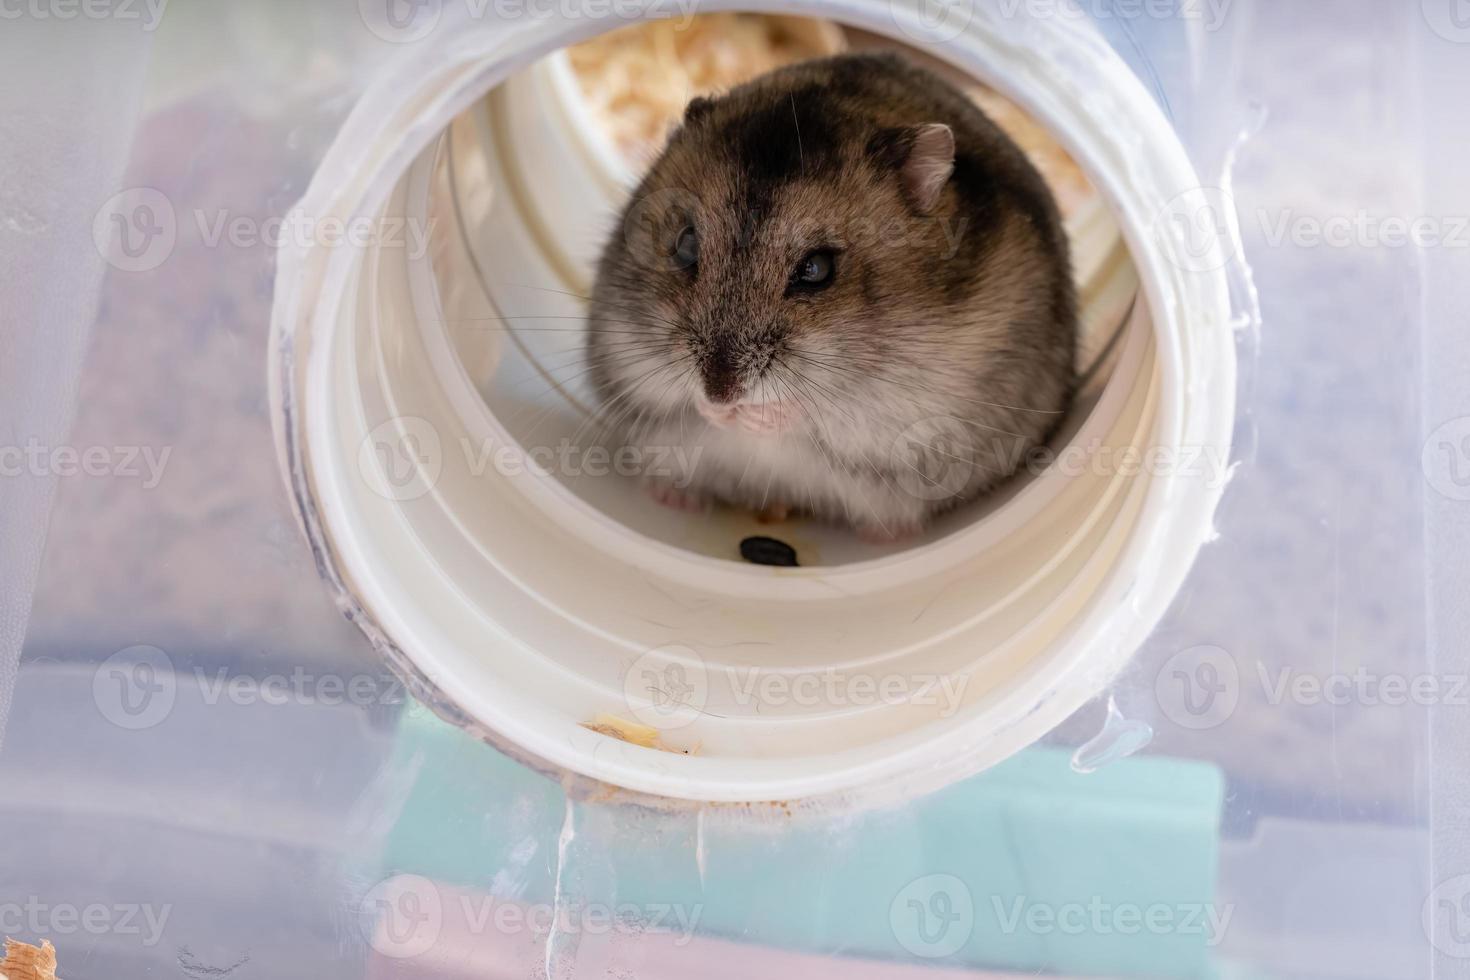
[271, 0, 1235, 805]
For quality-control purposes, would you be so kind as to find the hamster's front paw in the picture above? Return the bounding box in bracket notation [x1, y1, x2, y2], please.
[644, 478, 711, 514]
[755, 502, 792, 523]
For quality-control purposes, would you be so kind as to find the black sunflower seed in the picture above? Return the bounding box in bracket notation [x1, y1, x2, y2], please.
[739, 536, 798, 567]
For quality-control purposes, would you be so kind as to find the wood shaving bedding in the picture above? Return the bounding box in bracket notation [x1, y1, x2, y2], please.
[566, 16, 1095, 218]
[0, 940, 59, 980]
[567, 14, 847, 167]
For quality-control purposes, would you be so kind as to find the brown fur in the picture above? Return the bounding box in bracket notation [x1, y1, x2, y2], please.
[587, 51, 1077, 539]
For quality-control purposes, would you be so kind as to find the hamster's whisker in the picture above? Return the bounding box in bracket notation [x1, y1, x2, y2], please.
[767, 371, 852, 495]
[789, 92, 806, 175]
[507, 353, 678, 404]
[808, 398, 1012, 477]
[487, 281, 686, 332]
[520, 353, 686, 445]
[502, 342, 682, 394]
[601, 373, 684, 452]
[432, 313, 664, 332]
[566, 382, 646, 449]
[775, 364, 906, 507]
[500, 346, 683, 441]
[931, 416, 1030, 439]
[546, 340, 682, 366]
[776, 361, 860, 429]
[785, 348, 1063, 417]
[569, 355, 693, 448]
[780, 360, 941, 507]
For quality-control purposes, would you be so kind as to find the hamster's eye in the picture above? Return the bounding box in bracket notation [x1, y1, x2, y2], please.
[673, 225, 699, 270]
[789, 250, 836, 292]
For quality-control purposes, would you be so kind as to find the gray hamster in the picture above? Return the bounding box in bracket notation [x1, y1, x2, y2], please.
[586, 51, 1076, 542]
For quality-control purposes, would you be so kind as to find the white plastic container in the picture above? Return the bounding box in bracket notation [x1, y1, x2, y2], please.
[270, 1, 1236, 804]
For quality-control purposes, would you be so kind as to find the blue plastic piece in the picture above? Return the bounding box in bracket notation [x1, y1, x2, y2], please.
[377, 704, 1226, 977]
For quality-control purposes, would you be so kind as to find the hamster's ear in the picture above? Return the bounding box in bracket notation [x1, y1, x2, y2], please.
[869, 123, 955, 214]
[683, 95, 716, 126]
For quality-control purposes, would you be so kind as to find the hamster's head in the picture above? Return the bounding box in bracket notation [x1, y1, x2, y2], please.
[588, 53, 1074, 445]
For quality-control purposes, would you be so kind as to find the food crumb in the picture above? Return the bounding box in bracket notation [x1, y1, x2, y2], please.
[582, 713, 696, 755]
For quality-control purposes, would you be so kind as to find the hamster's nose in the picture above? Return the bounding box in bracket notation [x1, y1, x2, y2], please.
[702, 380, 745, 405]
[699, 344, 745, 404]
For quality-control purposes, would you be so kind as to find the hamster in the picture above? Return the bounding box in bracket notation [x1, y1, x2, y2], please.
[586, 51, 1076, 542]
